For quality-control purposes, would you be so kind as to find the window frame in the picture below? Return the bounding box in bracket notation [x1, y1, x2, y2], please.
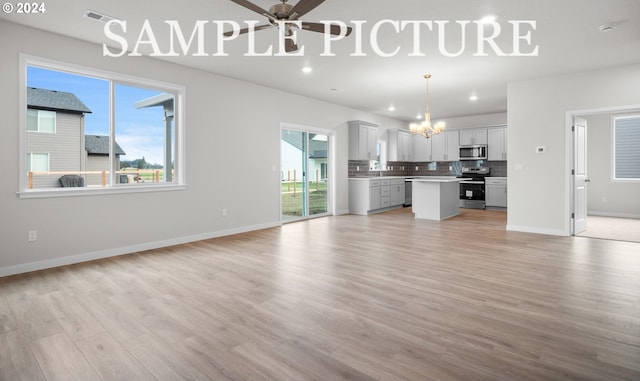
[18, 54, 187, 198]
[611, 114, 640, 183]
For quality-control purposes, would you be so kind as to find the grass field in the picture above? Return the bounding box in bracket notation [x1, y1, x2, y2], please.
[281, 181, 328, 217]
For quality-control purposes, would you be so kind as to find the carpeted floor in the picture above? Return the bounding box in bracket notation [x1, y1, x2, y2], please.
[577, 215, 640, 243]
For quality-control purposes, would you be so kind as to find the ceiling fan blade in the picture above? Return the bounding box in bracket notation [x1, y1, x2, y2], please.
[289, 0, 325, 20]
[230, 0, 276, 19]
[301, 22, 352, 36]
[285, 38, 299, 53]
[223, 24, 273, 37]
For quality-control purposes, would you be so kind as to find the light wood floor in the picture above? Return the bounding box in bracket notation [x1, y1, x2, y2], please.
[578, 215, 640, 243]
[2, 208, 640, 381]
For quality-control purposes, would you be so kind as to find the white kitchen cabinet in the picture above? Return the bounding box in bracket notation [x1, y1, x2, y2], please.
[432, 131, 460, 162]
[390, 179, 405, 205]
[412, 134, 432, 162]
[380, 179, 391, 208]
[459, 129, 488, 145]
[485, 177, 507, 207]
[387, 129, 413, 161]
[369, 180, 381, 210]
[348, 120, 378, 161]
[446, 131, 460, 161]
[488, 127, 508, 161]
[349, 178, 405, 215]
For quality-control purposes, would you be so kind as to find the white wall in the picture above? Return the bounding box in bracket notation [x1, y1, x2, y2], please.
[507, 64, 640, 235]
[0, 20, 406, 275]
[583, 112, 640, 218]
[437, 112, 507, 130]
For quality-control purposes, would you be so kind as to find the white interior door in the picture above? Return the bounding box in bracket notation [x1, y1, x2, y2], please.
[573, 116, 588, 234]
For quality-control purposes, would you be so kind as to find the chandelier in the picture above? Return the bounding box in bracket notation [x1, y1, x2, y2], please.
[409, 74, 446, 139]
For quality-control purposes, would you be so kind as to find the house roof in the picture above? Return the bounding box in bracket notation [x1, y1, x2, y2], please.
[135, 93, 174, 109]
[85, 135, 126, 156]
[27, 87, 92, 114]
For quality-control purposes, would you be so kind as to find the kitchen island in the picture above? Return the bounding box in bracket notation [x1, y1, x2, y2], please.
[410, 177, 461, 221]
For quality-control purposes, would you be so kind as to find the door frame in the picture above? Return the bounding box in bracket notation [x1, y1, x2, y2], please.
[279, 122, 336, 222]
[566, 104, 640, 235]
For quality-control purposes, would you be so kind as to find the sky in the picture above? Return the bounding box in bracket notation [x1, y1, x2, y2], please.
[27, 66, 170, 165]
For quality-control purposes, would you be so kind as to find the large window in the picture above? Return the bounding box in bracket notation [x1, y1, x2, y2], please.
[20, 56, 185, 196]
[613, 115, 640, 181]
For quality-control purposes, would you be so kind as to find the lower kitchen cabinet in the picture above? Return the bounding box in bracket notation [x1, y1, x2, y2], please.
[485, 177, 507, 208]
[349, 178, 405, 215]
[369, 180, 381, 210]
[390, 179, 405, 206]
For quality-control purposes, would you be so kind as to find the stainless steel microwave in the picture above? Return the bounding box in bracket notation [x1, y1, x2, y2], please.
[459, 145, 487, 160]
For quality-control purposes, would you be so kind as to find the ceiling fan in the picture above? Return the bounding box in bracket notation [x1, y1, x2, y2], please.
[224, 0, 353, 52]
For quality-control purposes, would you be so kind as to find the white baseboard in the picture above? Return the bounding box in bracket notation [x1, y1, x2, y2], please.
[0, 221, 282, 277]
[588, 211, 640, 219]
[336, 209, 350, 216]
[506, 224, 568, 237]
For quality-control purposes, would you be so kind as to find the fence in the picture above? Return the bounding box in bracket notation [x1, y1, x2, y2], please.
[27, 169, 167, 189]
[282, 169, 323, 195]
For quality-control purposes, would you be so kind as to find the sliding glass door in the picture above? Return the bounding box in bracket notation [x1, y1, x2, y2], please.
[281, 127, 330, 221]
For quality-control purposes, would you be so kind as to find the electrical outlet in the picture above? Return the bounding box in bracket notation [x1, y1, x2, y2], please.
[222, 208, 227, 217]
[28, 230, 37, 242]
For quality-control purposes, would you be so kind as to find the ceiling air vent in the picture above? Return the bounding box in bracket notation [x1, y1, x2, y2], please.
[83, 10, 118, 23]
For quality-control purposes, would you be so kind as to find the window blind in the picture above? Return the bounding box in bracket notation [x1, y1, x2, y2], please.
[614, 115, 640, 179]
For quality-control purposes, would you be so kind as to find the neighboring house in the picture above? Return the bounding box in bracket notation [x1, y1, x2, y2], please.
[281, 131, 328, 183]
[26, 87, 125, 188]
[84, 135, 126, 186]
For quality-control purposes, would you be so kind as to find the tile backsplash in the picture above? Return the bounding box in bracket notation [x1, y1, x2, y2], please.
[348, 160, 507, 178]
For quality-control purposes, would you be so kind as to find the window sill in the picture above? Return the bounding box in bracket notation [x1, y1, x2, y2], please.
[612, 178, 640, 183]
[17, 184, 187, 199]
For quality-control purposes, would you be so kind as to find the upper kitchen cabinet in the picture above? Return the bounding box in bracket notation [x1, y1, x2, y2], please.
[348, 120, 378, 161]
[488, 127, 508, 161]
[412, 133, 432, 162]
[432, 130, 460, 162]
[459, 129, 488, 145]
[387, 129, 413, 161]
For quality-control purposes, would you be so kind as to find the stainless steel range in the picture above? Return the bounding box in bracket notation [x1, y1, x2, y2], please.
[458, 167, 490, 209]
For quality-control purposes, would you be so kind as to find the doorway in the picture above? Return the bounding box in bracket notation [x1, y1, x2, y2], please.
[280, 124, 333, 222]
[569, 106, 640, 241]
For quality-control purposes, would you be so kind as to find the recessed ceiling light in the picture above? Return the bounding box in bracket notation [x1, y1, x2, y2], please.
[329, 88, 343, 93]
[388, 105, 396, 112]
[469, 95, 478, 101]
[480, 15, 497, 23]
[302, 66, 313, 74]
[416, 114, 423, 120]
